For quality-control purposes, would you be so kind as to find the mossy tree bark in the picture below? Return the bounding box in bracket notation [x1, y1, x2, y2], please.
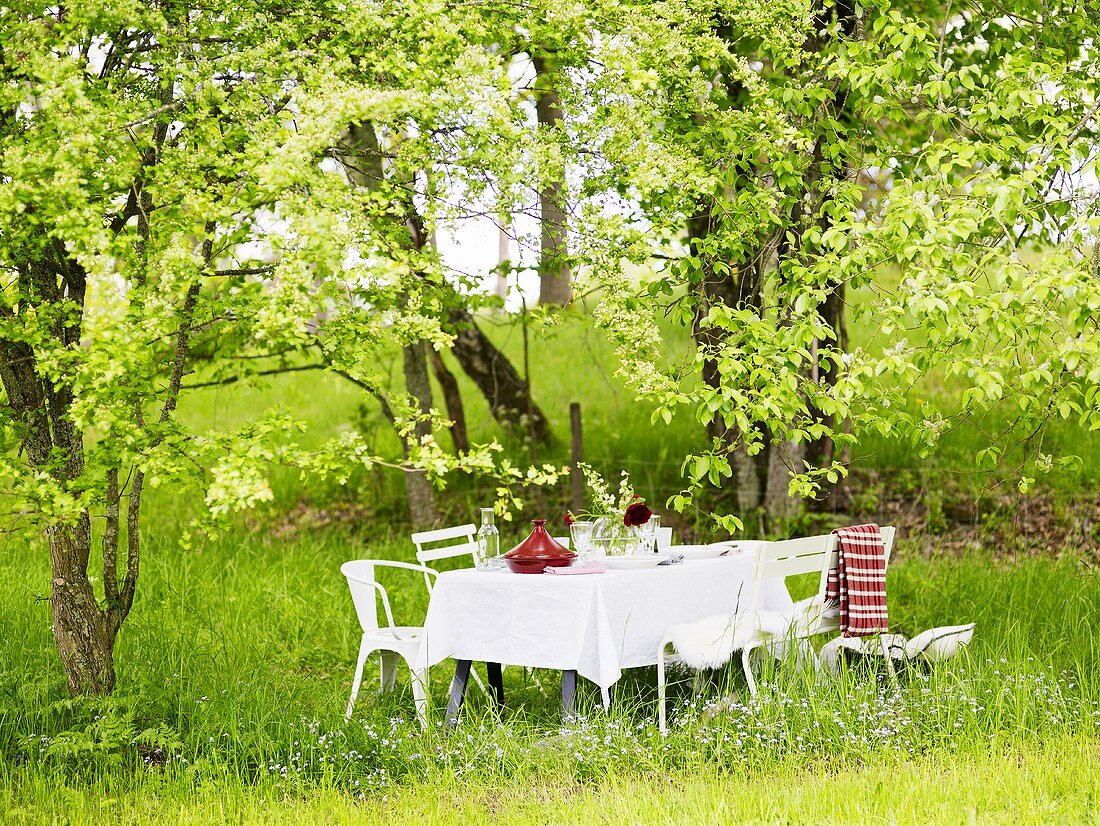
[402, 342, 441, 529]
[532, 53, 572, 307]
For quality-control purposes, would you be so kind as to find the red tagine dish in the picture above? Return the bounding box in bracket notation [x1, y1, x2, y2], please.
[503, 519, 575, 574]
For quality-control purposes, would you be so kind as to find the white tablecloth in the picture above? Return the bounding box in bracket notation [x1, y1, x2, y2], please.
[417, 551, 792, 703]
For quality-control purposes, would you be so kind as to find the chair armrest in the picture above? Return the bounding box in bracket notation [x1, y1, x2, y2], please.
[342, 560, 440, 588]
[342, 560, 440, 633]
[353, 579, 398, 630]
[369, 560, 440, 579]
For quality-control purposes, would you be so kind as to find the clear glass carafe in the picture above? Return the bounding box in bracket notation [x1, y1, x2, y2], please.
[475, 508, 501, 570]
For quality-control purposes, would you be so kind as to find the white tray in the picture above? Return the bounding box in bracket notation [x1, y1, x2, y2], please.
[602, 555, 670, 570]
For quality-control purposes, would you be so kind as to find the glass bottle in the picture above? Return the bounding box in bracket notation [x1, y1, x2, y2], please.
[476, 508, 500, 570]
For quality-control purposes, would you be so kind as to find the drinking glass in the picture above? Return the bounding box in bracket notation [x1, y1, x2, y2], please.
[569, 520, 595, 563]
[634, 514, 661, 555]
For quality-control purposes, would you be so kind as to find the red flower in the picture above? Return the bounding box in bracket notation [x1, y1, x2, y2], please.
[623, 501, 653, 527]
[565, 512, 575, 527]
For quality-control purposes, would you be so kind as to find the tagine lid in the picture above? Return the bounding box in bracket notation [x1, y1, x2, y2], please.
[503, 518, 576, 560]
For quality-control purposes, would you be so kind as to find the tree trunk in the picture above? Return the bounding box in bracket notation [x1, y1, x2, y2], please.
[764, 437, 804, 525]
[447, 308, 552, 443]
[337, 123, 549, 443]
[531, 54, 572, 307]
[730, 445, 763, 513]
[427, 344, 469, 454]
[2, 259, 122, 695]
[807, 281, 847, 471]
[48, 519, 115, 695]
[687, 207, 767, 512]
[495, 222, 511, 300]
[795, 2, 857, 504]
[402, 342, 440, 529]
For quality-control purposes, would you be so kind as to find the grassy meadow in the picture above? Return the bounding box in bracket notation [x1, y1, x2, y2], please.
[2, 311, 1100, 823]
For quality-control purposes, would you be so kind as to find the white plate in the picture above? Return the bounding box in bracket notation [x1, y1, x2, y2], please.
[602, 555, 670, 570]
[672, 543, 741, 560]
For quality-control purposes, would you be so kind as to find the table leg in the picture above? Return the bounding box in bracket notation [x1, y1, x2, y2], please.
[561, 669, 578, 722]
[444, 659, 472, 729]
[486, 662, 505, 707]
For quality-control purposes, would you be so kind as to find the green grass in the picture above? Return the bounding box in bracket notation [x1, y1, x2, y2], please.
[3, 512, 1100, 821]
[4, 735, 1098, 823]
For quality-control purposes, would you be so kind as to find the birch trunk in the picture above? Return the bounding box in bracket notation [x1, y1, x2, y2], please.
[402, 342, 440, 529]
[532, 54, 572, 307]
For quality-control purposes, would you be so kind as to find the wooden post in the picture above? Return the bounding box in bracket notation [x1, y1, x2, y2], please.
[570, 402, 583, 512]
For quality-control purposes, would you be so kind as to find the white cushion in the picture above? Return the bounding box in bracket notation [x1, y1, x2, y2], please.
[666, 609, 794, 670]
[820, 625, 974, 674]
[904, 623, 975, 662]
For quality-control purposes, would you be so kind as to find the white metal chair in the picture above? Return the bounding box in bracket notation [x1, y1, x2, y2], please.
[341, 559, 438, 728]
[657, 526, 896, 733]
[742, 526, 895, 689]
[411, 523, 505, 702]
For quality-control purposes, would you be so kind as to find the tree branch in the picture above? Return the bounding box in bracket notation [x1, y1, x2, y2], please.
[331, 368, 397, 426]
[113, 228, 210, 636]
[113, 466, 142, 638]
[182, 362, 326, 390]
[102, 467, 120, 607]
[213, 266, 275, 277]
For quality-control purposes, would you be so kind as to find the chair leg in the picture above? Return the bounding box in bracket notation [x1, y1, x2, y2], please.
[469, 668, 489, 695]
[879, 635, 899, 685]
[525, 666, 546, 695]
[657, 639, 670, 736]
[741, 646, 758, 697]
[379, 651, 399, 694]
[411, 668, 430, 730]
[345, 635, 371, 720]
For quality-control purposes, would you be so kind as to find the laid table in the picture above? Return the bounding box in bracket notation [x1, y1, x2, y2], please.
[415, 548, 793, 723]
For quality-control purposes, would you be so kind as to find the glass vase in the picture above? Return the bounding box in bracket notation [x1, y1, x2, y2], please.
[590, 516, 640, 557]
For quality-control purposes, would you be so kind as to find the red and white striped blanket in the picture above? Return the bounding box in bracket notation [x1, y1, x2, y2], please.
[826, 523, 888, 637]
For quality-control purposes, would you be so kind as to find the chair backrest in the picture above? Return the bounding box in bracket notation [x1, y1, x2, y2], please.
[411, 523, 477, 591]
[880, 525, 897, 565]
[340, 560, 385, 633]
[748, 525, 897, 615]
[748, 533, 838, 613]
